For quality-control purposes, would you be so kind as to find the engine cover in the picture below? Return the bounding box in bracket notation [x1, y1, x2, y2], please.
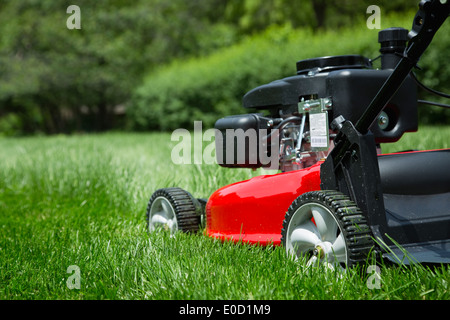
[242, 55, 418, 143]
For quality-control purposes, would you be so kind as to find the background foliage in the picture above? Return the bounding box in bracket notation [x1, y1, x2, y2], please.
[0, 0, 448, 135]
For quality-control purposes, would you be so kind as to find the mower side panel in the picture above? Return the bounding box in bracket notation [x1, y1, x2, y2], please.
[206, 163, 322, 245]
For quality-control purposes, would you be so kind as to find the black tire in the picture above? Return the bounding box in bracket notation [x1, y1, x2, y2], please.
[281, 190, 375, 268]
[146, 187, 203, 234]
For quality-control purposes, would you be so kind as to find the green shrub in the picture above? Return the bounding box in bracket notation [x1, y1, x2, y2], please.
[0, 113, 22, 136]
[128, 12, 449, 131]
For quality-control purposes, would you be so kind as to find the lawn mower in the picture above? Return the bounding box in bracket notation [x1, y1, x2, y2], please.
[146, 0, 450, 268]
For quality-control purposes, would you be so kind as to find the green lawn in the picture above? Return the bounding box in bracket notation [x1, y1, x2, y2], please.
[0, 127, 449, 300]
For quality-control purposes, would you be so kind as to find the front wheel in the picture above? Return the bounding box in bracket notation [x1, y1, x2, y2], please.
[146, 187, 203, 235]
[281, 190, 374, 269]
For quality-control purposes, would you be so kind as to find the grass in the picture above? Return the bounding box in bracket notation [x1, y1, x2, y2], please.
[380, 124, 450, 154]
[0, 127, 449, 300]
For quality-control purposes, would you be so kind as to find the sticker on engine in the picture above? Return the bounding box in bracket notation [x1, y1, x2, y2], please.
[309, 112, 329, 150]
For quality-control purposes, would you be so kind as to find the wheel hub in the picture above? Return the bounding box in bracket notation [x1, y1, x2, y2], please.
[313, 242, 334, 260]
[149, 196, 178, 234]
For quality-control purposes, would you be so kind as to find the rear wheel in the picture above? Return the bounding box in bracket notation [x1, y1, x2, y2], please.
[281, 190, 374, 269]
[146, 187, 203, 235]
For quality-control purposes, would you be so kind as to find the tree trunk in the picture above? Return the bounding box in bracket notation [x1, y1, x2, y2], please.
[311, 0, 327, 29]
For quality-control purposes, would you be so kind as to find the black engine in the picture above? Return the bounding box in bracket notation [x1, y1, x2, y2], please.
[215, 28, 418, 171]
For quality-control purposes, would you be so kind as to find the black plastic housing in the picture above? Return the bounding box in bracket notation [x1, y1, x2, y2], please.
[242, 67, 418, 143]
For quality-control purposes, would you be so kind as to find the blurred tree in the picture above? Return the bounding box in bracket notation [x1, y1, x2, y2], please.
[222, 0, 412, 31]
[0, 0, 238, 133]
